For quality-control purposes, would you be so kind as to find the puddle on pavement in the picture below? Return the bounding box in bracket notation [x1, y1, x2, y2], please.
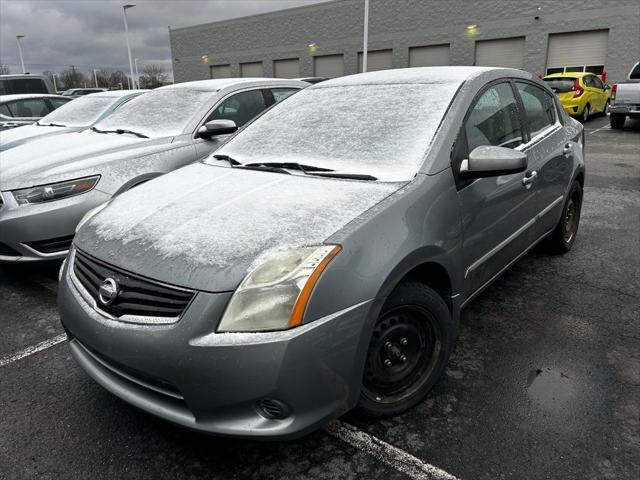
[527, 367, 577, 409]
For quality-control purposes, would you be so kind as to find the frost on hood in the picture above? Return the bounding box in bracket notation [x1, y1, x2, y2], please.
[77, 164, 400, 291]
[214, 82, 461, 182]
[94, 88, 216, 138]
[38, 95, 115, 127]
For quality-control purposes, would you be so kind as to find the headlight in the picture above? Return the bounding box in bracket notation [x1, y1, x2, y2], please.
[218, 245, 341, 332]
[13, 175, 100, 205]
[75, 201, 110, 233]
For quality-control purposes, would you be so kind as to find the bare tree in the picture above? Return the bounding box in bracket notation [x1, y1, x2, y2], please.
[59, 67, 85, 90]
[0, 64, 11, 75]
[139, 64, 168, 89]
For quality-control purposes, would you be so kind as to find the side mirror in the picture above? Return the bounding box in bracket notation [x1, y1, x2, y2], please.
[460, 146, 527, 179]
[197, 119, 237, 138]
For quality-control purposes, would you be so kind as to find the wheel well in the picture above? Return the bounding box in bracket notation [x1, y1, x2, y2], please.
[400, 262, 452, 312]
[575, 172, 584, 189]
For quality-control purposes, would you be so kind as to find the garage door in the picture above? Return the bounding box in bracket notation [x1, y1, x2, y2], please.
[314, 54, 344, 78]
[210, 64, 231, 79]
[358, 49, 393, 72]
[240, 62, 263, 77]
[274, 58, 300, 78]
[546, 30, 609, 74]
[409, 44, 450, 67]
[475, 37, 525, 68]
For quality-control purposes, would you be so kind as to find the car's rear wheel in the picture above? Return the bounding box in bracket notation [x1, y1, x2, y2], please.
[602, 99, 610, 116]
[356, 281, 454, 418]
[610, 113, 626, 129]
[580, 104, 590, 123]
[544, 180, 583, 254]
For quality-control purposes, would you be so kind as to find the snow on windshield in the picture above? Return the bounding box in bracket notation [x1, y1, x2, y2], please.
[215, 82, 461, 181]
[38, 95, 115, 127]
[95, 88, 215, 138]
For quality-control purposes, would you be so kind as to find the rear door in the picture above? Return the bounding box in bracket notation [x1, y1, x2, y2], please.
[514, 81, 572, 237]
[455, 81, 537, 297]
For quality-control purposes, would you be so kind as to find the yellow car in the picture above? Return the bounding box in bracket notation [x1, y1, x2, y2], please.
[543, 72, 609, 123]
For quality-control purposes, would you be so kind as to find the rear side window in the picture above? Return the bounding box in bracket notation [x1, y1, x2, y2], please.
[0, 78, 48, 95]
[48, 98, 69, 109]
[515, 83, 556, 138]
[629, 63, 640, 79]
[464, 82, 524, 153]
[271, 88, 299, 103]
[0, 104, 12, 117]
[209, 90, 267, 128]
[6, 99, 51, 118]
[591, 76, 604, 89]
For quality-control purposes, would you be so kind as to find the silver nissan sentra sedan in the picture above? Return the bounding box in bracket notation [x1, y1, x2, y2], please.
[0, 78, 307, 261]
[58, 67, 585, 439]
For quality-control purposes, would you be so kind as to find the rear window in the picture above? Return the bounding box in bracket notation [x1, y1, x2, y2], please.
[0, 78, 48, 95]
[630, 63, 640, 80]
[543, 78, 576, 93]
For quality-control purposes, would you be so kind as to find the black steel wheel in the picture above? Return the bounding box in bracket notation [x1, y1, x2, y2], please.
[356, 281, 454, 418]
[545, 180, 583, 254]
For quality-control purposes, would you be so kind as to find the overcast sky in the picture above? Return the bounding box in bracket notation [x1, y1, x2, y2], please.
[0, 0, 331, 77]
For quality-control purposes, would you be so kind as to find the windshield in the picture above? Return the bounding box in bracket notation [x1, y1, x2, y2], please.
[543, 78, 576, 93]
[94, 88, 215, 138]
[38, 95, 115, 127]
[213, 83, 460, 181]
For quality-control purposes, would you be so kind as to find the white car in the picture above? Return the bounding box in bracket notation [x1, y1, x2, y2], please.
[0, 94, 70, 130]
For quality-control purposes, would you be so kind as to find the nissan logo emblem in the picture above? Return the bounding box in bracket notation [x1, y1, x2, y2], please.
[98, 278, 119, 306]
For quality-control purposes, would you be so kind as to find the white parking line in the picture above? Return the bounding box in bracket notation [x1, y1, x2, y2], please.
[588, 124, 610, 134]
[0, 334, 66, 368]
[326, 421, 460, 480]
[1, 335, 460, 480]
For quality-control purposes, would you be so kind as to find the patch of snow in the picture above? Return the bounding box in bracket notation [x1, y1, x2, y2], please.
[39, 95, 115, 128]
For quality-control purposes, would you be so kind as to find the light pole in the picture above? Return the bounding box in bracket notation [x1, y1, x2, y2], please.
[93, 69, 100, 88]
[16, 35, 26, 73]
[362, 0, 369, 73]
[122, 4, 136, 89]
[52, 73, 58, 92]
[134, 58, 140, 89]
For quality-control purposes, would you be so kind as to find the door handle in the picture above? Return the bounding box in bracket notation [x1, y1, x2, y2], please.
[522, 170, 537, 187]
[563, 143, 573, 157]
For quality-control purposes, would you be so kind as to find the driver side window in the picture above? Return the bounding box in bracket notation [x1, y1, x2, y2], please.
[208, 89, 267, 128]
[465, 82, 524, 153]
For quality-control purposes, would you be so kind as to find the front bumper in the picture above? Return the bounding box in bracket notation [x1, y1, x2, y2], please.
[58, 252, 374, 439]
[0, 189, 110, 262]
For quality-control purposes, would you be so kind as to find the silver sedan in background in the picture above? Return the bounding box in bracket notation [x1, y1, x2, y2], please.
[0, 93, 70, 130]
[0, 78, 307, 261]
[0, 90, 147, 151]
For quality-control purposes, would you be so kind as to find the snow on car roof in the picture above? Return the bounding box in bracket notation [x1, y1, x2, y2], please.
[0, 93, 67, 102]
[159, 78, 307, 92]
[314, 66, 500, 87]
[88, 89, 148, 98]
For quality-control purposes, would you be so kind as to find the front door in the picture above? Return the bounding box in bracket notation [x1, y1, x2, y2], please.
[454, 81, 537, 298]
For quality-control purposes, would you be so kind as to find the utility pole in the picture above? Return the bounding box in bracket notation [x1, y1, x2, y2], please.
[122, 4, 136, 89]
[362, 0, 369, 73]
[16, 35, 26, 73]
[94, 69, 99, 88]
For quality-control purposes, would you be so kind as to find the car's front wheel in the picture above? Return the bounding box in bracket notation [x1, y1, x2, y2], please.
[356, 281, 454, 418]
[544, 180, 583, 254]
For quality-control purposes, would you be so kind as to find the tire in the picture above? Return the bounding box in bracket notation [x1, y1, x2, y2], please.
[601, 99, 609, 117]
[610, 113, 626, 129]
[580, 104, 590, 123]
[355, 281, 454, 418]
[544, 181, 583, 254]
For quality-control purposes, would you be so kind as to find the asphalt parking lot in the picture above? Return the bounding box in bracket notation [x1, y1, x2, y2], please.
[1, 114, 638, 480]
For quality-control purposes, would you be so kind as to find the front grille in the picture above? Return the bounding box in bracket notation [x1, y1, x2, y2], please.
[73, 249, 195, 320]
[25, 234, 74, 254]
[0, 242, 20, 256]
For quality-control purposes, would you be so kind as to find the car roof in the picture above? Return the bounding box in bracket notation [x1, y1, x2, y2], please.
[313, 66, 512, 87]
[0, 74, 49, 80]
[0, 93, 67, 102]
[157, 78, 309, 92]
[86, 89, 148, 99]
[543, 72, 589, 79]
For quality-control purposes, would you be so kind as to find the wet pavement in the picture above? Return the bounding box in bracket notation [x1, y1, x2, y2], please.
[1, 115, 638, 480]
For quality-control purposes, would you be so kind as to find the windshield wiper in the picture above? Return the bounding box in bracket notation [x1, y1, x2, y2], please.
[243, 162, 334, 173]
[37, 122, 67, 127]
[91, 126, 149, 138]
[212, 154, 242, 166]
[305, 172, 378, 181]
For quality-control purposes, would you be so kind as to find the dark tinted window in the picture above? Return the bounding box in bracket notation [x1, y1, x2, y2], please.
[271, 88, 299, 103]
[585, 65, 604, 75]
[0, 78, 48, 95]
[544, 78, 576, 93]
[6, 98, 50, 117]
[516, 82, 556, 138]
[0, 104, 12, 117]
[591, 75, 604, 89]
[48, 98, 69, 109]
[464, 82, 524, 152]
[629, 63, 640, 79]
[209, 90, 267, 127]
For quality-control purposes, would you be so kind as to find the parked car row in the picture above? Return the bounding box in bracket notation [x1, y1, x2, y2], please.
[0, 66, 589, 439]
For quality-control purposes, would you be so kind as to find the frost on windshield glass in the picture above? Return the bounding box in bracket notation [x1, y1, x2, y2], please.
[95, 88, 215, 138]
[216, 83, 460, 181]
[39, 96, 114, 127]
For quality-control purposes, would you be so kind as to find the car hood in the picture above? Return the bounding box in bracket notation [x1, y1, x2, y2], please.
[0, 130, 173, 191]
[0, 124, 76, 152]
[74, 163, 401, 292]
